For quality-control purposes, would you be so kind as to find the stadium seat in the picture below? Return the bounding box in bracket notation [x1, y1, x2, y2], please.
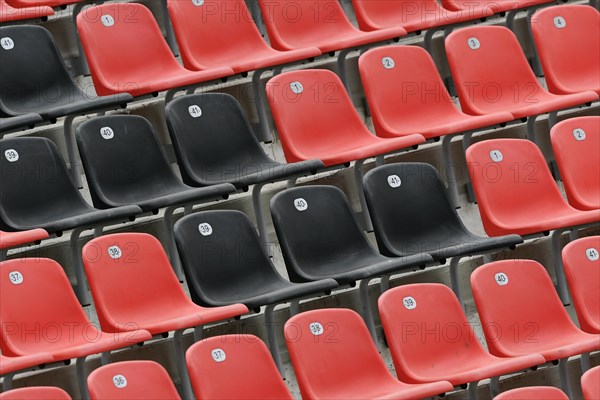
[379, 284, 544, 398]
[562, 236, 600, 334]
[77, 3, 233, 99]
[186, 335, 294, 399]
[551, 116, 600, 211]
[76, 114, 236, 279]
[358, 46, 513, 206]
[0, 0, 53, 23]
[531, 5, 600, 97]
[165, 93, 323, 253]
[582, 366, 600, 400]
[0, 228, 48, 252]
[285, 308, 453, 399]
[0, 137, 142, 304]
[362, 163, 522, 305]
[0, 258, 151, 399]
[174, 210, 337, 374]
[466, 138, 600, 304]
[82, 233, 248, 397]
[0, 387, 71, 400]
[471, 259, 600, 397]
[493, 386, 568, 400]
[87, 361, 180, 400]
[0, 114, 42, 135]
[446, 26, 598, 143]
[0, 353, 53, 390]
[267, 69, 425, 229]
[270, 185, 434, 338]
[0, 25, 133, 187]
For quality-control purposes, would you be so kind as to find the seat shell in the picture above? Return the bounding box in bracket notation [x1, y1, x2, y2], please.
[0, 353, 53, 376]
[5, 0, 79, 7]
[493, 386, 568, 400]
[442, 0, 553, 14]
[0, 229, 48, 250]
[582, 366, 600, 400]
[0, 0, 53, 23]
[0, 114, 42, 134]
[0, 387, 71, 400]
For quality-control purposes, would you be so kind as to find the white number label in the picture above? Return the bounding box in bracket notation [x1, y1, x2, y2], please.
[495, 272, 509, 286]
[309, 322, 324, 336]
[290, 81, 304, 94]
[572, 128, 586, 141]
[553, 16, 566, 29]
[586, 248, 599, 262]
[387, 174, 401, 188]
[188, 105, 202, 118]
[381, 57, 395, 70]
[112, 374, 127, 388]
[211, 348, 226, 362]
[198, 223, 213, 236]
[4, 149, 19, 162]
[490, 150, 503, 163]
[192, 0, 204, 5]
[8, 271, 23, 285]
[294, 198, 308, 211]
[1, 37, 14, 50]
[108, 246, 122, 259]
[101, 15, 115, 27]
[467, 37, 480, 50]
[403, 296, 416, 310]
[100, 127, 114, 140]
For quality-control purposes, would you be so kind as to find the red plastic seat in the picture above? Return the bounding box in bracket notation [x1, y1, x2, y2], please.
[471, 259, 600, 361]
[582, 366, 600, 400]
[493, 386, 568, 400]
[186, 335, 294, 400]
[531, 5, 600, 97]
[285, 308, 453, 400]
[0, 387, 71, 400]
[352, 0, 491, 32]
[5, 0, 78, 8]
[562, 236, 600, 334]
[551, 116, 600, 211]
[442, 0, 553, 15]
[266, 69, 425, 165]
[0, 229, 48, 250]
[257, 0, 406, 53]
[358, 45, 512, 139]
[167, 0, 320, 74]
[445, 26, 598, 119]
[0, 0, 53, 22]
[0, 353, 53, 376]
[379, 284, 544, 387]
[76, 3, 233, 97]
[466, 138, 600, 237]
[87, 361, 180, 400]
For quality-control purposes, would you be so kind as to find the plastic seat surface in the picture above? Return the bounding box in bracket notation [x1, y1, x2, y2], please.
[76, 3, 233, 97]
[493, 386, 569, 400]
[87, 361, 180, 400]
[76, 115, 235, 211]
[0, 137, 141, 233]
[165, 93, 323, 188]
[285, 308, 453, 400]
[0, 229, 48, 250]
[562, 236, 600, 334]
[257, 0, 407, 53]
[174, 210, 337, 310]
[581, 366, 600, 400]
[442, 0, 553, 14]
[0, 353, 53, 376]
[531, 5, 600, 96]
[187, 335, 294, 400]
[445, 26, 598, 119]
[0, 26, 131, 119]
[0, 258, 150, 359]
[270, 185, 433, 284]
[471, 259, 600, 360]
[551, 116, 600, 211]
[0, 114, 42, 134]
[5, 0, 79, 7]
[0, 0, 53, 23]
[379, 284, 544, 385]
[466, 139, 600, 237]
[362, 163, 522, 259]
[0, 387, 71, 400]
[266, 69, 426, 165]
[167, 0, 320, 73]
[358, 46, 512, 139]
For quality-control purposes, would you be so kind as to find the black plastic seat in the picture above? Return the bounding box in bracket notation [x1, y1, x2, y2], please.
[0, 137, 141, 304]
[362, 163, 523, 305]
[174, 209, 337, 374]
[0, 114, 42, 135]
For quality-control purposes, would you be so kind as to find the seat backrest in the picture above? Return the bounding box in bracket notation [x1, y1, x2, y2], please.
[379, 283, 488, 382]
[174, 210, 284, 307]
[550, 116, 600, 210]
[82, 233, 193, 333]
[76, 3, 183, 96]
[0, 258, 93, 355]
[363, 163, 467, 257]
[531, 5, 600, 95]
[76, 115, 182, 209]
[470, 259, 581, 357]
[465, 139, 569, 237]
[186, 335, 294, 399]
[0, 387, 72, 400]
[494, 386, 569, 400]
[270, 185, 379, 282]
[167, 0, 268, 70]
[582, 366, 600, 400]
[0, 137, 91, 232]
[266, 69, 375, 164]
[562, 236, 600, 334]
[445, 26, 542, 115]
[0, 25, 82, 116]
[358, 46, 460, 137]
[87, 360, 180, 400]
[285, 308, 398, 399]
[165, 93, 271, 186]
